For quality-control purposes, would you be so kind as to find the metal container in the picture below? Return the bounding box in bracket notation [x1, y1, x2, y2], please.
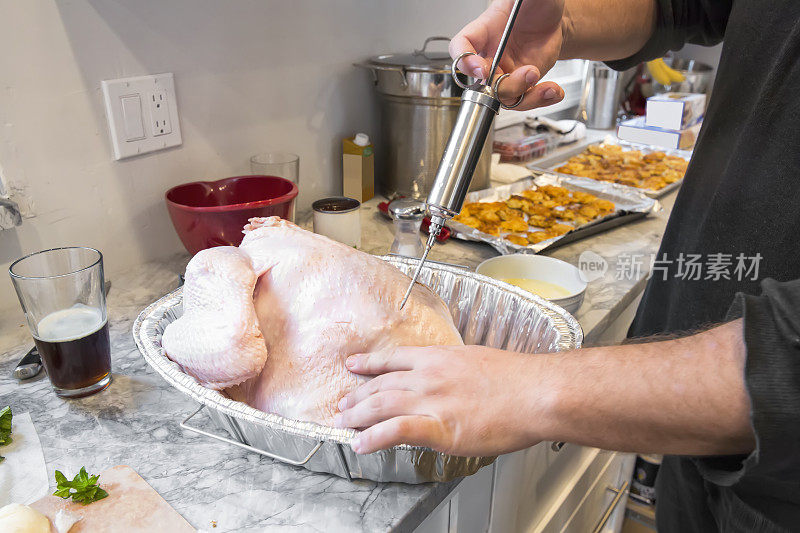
[579, 62, 626, 130]
[133, 255, 582, 484]
[529, 138, 692, 198]
[358, 37, 492, 199]
[657, 58, 714, 95]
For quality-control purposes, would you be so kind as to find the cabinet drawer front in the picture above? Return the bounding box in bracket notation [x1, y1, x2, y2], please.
[532, 449, 616, 533]
[492, 442, 603, 532]
[558, 453, 629, 533]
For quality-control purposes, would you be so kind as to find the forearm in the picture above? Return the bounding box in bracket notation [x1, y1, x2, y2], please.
[560, 0, 658, 60]
[532, 319, 755, 455]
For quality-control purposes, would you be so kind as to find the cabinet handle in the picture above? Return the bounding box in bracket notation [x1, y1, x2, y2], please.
[591, 480, 629, 533]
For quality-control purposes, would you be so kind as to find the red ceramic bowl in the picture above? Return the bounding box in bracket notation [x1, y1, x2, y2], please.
[165, 175, 298, 255]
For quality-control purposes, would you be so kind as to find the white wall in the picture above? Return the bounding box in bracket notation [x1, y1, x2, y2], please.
[0, 0, 485, 324]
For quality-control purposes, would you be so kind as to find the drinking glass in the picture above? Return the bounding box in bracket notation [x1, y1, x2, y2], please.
[250, 152, 300, 184]
[9, 247, 111, 398]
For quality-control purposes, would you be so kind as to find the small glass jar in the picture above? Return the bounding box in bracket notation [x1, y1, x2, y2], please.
[388, 199, 426, 257]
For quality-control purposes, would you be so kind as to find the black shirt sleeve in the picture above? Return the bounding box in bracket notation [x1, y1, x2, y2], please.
[606, 0, 733, 70]
[694, 278, 800, 488]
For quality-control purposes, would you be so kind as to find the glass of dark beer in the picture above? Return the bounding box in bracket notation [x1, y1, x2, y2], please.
[9, 247, 111, 398]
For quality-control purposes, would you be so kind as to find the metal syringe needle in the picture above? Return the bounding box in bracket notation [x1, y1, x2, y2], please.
[398, 0, 524, 311]
[398, 223, 442, 310]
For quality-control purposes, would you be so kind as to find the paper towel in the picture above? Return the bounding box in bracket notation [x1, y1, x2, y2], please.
[0, 412, 49, 505]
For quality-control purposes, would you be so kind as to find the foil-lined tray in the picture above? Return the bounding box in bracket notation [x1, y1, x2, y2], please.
[528, 137, 693, 198]
[448, 172, 659, 255]
[133, 255, 583, 484]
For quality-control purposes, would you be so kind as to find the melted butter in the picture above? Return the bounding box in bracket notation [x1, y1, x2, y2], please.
[499, 278, 572, 299]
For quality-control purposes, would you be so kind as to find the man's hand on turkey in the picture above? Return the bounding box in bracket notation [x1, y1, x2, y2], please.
[451, 0, 566, 110]
[335, 346, 547, 456]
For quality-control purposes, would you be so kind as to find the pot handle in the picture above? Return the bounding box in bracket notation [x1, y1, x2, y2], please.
[353, 62, 408, 89]
[414, 36, 451, 57]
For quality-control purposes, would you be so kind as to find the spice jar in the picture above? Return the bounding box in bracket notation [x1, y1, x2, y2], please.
[388, 199, 425, 257]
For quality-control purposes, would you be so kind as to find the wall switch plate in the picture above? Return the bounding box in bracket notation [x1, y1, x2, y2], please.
[101, 73, 182, 160]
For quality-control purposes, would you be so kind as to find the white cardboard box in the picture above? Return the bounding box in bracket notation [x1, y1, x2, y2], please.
[617, 116, 701, 150]
[645, 92, 706, 130]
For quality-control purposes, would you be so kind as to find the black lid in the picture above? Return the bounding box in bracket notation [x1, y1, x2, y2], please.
[312, 196, 361, 214]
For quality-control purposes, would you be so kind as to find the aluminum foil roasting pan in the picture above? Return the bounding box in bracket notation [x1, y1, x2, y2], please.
[528, 137, 693, 198]
[133, 255, 583, 484]
[448, 172, 659, 255]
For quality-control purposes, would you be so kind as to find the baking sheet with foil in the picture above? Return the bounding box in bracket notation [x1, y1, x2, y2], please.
[527, 137, 693, 198]
[133, 255, 583, 484]
[448, 172, 659, 255]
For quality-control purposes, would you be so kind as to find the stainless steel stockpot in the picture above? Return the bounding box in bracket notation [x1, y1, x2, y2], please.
[358, 37, 492, 199]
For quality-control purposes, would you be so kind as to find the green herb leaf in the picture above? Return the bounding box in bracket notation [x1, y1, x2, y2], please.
[53, 467, 109, 505]
[0, 406, 12, 446]
[55, 470, 68, 485]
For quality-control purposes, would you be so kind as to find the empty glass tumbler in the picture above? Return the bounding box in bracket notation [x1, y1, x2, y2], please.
[250, 152, 300, 185]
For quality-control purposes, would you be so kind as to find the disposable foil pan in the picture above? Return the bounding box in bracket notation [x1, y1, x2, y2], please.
[528, 137, 693, 198]
[448, 172, 659, 255]
[133, 255, 583, 484]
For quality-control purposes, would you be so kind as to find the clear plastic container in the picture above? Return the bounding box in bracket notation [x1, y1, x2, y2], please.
[493, 125, 558, 163]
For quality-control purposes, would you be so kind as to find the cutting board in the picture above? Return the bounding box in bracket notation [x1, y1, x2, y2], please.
[29, 465, 194, 532]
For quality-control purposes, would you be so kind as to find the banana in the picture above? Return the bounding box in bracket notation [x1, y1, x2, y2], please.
[647, 59, 671, 85]
[665, 62, 686, 83]
[647, 58, 686, 85]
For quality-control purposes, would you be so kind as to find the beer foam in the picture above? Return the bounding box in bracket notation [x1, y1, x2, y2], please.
[35, 305, 105, 342]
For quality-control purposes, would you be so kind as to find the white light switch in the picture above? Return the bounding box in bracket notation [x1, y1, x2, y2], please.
[120, 95, 145, 141]
[101, 73, 182, 160]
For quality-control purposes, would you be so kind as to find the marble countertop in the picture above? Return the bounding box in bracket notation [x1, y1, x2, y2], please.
[0, 144, 677, 532]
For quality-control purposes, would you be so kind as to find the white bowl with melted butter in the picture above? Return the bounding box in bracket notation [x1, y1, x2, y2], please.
[477, 254, 587, 315]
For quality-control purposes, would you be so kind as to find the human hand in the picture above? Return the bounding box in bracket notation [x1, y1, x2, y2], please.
[450, 0, 567, 110]
[334, 346, 550, 456]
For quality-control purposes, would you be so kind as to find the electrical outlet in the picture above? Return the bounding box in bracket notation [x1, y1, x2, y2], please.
[148, 91, 172, 136]
[101, 73, 182, 160]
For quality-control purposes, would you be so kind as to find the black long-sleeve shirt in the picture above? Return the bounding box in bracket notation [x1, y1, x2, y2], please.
[607, 1, 800, 531]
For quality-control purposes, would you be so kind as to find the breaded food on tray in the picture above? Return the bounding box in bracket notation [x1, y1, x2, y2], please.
[453, 184, 615, 248]
[554, 143, 688, 191]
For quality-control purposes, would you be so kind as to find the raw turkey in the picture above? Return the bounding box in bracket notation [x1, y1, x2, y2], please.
[162, 217, 463, 425]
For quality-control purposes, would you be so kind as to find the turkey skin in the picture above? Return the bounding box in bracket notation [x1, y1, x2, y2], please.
[162, 217, 463, 425]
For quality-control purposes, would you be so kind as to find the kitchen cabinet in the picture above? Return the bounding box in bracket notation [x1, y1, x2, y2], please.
[415, 499, 451, 533]
[415, 460, 495, 533]
[414, 447, 634, 533]
[488, 445, 634, 533]
[552, 450, 633, 532]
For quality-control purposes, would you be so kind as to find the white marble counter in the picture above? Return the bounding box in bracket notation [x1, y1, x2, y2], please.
[0, 154, 677, 532]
